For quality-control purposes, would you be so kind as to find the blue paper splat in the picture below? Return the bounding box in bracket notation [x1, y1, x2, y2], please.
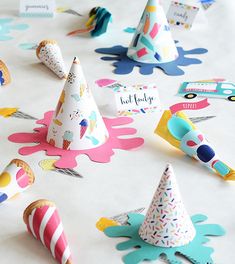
[95, 41, 208, 76]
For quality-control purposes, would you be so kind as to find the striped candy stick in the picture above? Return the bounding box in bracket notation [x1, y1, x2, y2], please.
[23, 200, 73, 264]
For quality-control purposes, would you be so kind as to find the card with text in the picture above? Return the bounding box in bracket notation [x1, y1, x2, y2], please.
[167, 1, 199, 29]
[114, 85, 161, 116]
[19, 0, 56, 17]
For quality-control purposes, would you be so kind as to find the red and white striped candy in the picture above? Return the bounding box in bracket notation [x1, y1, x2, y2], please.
[24, 201, 72, 264]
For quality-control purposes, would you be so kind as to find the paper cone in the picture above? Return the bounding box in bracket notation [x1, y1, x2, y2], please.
[0, 60, 11, 85]
[47, 57, 109, 150]
[139, 164, 196, 247]
[0, 159, 35, 203]
[23, 199, 73, 264]
[36, 40, 67, 79]
[155, 110, 235, 180]
[127, 0, 178, 64]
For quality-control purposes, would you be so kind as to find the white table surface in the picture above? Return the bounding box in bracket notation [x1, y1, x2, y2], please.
[0, 0, 235, 263]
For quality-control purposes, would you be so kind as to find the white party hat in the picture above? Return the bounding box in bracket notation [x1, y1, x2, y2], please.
[139, 164, 196, 247]
[36, 40, 67, 79]
[47, 57, 109, 150]
[127, 0, 178, 64]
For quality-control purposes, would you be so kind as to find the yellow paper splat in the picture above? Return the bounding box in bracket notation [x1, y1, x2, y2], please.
[96, 217, 119, 232]
[0, 108, 18, 118]
[85, 14, 96, 27]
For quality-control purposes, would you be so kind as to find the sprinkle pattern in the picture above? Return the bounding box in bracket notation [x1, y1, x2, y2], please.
[139, 164, 196, 247]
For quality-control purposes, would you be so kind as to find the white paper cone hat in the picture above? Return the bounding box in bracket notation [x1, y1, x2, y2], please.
[127, 0, 178, 64]
[47, 57, 109, 150]
[139, 164, 196, 247]
[36, 40, 67, 79]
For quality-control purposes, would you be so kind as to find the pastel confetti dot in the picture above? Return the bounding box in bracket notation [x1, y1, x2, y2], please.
[0, 192, 8, 203]
[16, 168, 29, 188]
[0, 172, 11, 187]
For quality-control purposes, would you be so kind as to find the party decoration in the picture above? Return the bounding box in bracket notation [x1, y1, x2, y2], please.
[96, 208, 145, 231]
[0, 18, 29, 41]
[95, 43, 208, 75]
[0, 60, 11, 86]
[8, 111, 144, 169]
[189, 115, 216, 123]
[124, 27, 136, 33]
[47, 57, 109, 150]
[36, 40, 67, 79]
[155, 110, 235, 180]
[200, 0, 215, 9]
[100, 164, 225, 263]
[56, 7, 82, 16]
[169, 99, 209, 114]
[19, 43, 38, 50]
[0, 159, 35, 203]
[127, 0, 178, 64]
[167, 1, 199, 29]
[39, 159, 83, 178]
[139, 164, 196, 247]
[67, 7, 112, 37]
[104, 213, 225, 264]
[0, 108, 37, 120]
[23, 199, 72, 264]
[178, 81, 235, 101]
[19, 0, 56, 17]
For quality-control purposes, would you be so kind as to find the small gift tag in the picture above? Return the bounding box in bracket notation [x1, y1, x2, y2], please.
[114, 84, 161, 116]
[19, 0, 56, 17]
[167, 1, 199, 29]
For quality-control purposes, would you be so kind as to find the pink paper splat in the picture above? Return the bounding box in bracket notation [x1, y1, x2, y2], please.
[95, 78, 117, 87]
[8, 111, 144, 169]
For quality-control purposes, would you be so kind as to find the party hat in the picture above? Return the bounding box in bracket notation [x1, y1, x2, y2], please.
[139, 164, 196, 247]
[36, 40, 67, 79]
[47, 57, 109, 150]
[0, 60, 11, 86]
[127, 0, 178, 64]
[23, 199, 73, 264]
[0, 159, 35, 203]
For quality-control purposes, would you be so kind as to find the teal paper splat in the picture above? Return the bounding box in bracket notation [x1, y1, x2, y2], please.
[0, 18, 29, 41]
[18, 43, 38, 50]
[104, 213, 225, 264]
[91, 7, 112, 37]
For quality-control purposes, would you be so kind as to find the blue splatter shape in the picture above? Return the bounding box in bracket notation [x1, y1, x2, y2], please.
[104, 213, 225, 264]
[0, 192, 8, 203]
[95, 42, 208, 76]
[0, 18, 29, 41]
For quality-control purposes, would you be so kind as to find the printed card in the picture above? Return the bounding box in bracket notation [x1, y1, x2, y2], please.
[114, 84, 161, 116]
[19, 0, 56, 17]
[167, 1, 199, 29]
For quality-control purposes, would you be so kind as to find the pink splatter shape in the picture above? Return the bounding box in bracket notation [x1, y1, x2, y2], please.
[8, 111, 144, 169]
[95, 78, 117, 87]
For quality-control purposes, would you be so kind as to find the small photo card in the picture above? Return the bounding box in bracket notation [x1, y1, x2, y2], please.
[114, 84, 161, 116]
[167, 1, 199, 29]
[19, 0, 56, 17]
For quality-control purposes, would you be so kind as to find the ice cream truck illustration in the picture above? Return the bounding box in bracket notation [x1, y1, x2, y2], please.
[178, 82, 235, 101]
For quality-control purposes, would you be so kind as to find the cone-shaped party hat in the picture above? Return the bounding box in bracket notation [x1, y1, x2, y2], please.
[0, 60, 11, 86]
[139, 164, 196, 247]
[47, 57, 109, 150]
[23, 199, 73, 264]
[36, 40, 67, 79]
[0, 159, 35, 203]
[127, 0, 178, 64]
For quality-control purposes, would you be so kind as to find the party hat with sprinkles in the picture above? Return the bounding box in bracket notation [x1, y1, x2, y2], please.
[23, 199, 73, 264]
[127, 0, 178, 64]
[36, 40, 67, 79]
[139, 164, 196, 247]
[47, 57, 109, 150]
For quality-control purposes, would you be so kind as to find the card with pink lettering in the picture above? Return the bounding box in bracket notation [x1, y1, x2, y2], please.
[114, 84, 161, 116]
[167, 1, 199, 29]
